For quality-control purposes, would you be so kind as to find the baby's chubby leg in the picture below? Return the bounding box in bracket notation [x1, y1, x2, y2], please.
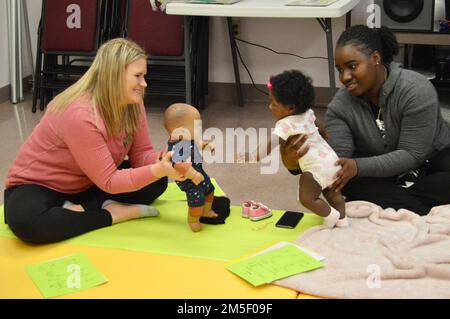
[299, 172, 340, 228]
[202, 192, 218, 218]
[185, 182, 217, 231]
[323, 188, 348, 227]
[188, 206, 203, 232]
[184, 186, 205, 232]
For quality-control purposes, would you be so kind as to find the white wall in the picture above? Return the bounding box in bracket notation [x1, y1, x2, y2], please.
[0, 0, 42, 89]
[209, 16, 345, 87]
[24, 0, 42, 76]
[208, 0, 374, 87]
[2, 0, 373, 90]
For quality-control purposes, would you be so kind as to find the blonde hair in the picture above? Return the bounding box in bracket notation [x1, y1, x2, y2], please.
[47, 38, 147, 136]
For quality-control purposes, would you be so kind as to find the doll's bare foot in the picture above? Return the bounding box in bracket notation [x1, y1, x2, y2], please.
[188, 216, 203, 232]
[202, 210, 218, 218]
[189, 221, 203, 232]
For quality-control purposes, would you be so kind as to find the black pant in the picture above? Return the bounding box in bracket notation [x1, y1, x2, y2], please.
[343, 148, 450, 215]
[4, 171, 168, 244]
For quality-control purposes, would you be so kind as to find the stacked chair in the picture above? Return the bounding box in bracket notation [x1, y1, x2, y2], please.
[32, 0, 107, 112]
[123, 0, 209, 109]
[123, 0, 187, 104]
[32, 0, 210, 112]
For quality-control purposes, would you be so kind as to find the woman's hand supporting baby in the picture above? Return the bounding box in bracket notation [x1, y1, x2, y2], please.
[280, 134, 310, 170]
[151, 151, 188, 182]
[330, 158, 358, 192]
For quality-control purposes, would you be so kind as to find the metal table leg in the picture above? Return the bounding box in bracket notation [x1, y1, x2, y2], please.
[227, 17, 244, 107]
[346, 10, 352, 30]
[184, 16, 192, 105]
[225, 14, 346, 106]
[317, 17, 336, 100]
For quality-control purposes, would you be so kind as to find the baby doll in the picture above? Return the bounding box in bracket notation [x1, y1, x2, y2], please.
[244, 70, 348, 228]
[164, 103, 218, 232]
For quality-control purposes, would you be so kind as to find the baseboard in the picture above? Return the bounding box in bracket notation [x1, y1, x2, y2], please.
[207, 82, 334, 108]
[0, 76, 33, 104]
[0, 80, 335, 107]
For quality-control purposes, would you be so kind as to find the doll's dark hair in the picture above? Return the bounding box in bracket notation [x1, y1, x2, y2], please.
[336, 25, 399, 65]
[270, 70, 314, 115]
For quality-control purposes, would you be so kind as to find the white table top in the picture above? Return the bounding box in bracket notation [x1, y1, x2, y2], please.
[166, 0, 360, 18]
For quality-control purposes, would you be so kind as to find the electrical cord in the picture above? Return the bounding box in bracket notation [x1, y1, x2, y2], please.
[233, 36, 329, 97]
[234, 42, 269, 96]
[235, 37, 328, 60]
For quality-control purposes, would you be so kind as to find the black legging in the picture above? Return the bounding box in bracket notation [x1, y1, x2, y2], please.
[4, 169, 168, 244]
[343, 147, 450, 215]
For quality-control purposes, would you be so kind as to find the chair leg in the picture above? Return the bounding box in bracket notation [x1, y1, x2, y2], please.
[39, 53, 48, 111]
[32, 22, 43, 113]
[32, 79, 39, 113]
[32, 51, 42, 113]
[39, 91, 45, 111]
[40, 54, 59, 111]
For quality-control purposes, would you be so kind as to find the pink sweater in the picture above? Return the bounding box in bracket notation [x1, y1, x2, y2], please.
[5, 95, 160, 194]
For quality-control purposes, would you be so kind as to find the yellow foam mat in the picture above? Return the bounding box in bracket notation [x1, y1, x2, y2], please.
[0, 237, 298, 299]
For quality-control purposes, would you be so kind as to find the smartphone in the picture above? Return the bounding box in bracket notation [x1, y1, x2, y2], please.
[275, 211, 304, 229]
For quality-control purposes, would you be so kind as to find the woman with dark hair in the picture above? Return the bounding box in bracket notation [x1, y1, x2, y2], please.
[282, 25, 450, 215]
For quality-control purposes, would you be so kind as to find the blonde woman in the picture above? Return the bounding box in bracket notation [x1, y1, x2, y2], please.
[4, 38, 186, 243]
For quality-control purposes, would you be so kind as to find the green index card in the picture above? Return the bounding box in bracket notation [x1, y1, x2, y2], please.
[226, 244, 323, 286]
[26, 253, 108, 298]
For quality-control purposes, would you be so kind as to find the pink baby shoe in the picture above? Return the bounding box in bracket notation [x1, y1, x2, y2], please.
[248, 202, 272, 221]
[241, 200, 256, 218]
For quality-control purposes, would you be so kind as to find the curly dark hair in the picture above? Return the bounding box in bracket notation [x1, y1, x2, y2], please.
[336, 25, 399, 65]
[270, 70, 315, 115]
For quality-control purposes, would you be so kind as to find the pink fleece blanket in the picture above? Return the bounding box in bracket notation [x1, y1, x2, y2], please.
[275, 201, 450, 299]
